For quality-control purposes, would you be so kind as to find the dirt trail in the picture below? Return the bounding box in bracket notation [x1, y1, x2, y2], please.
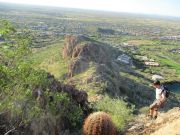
[125, 107, 180, 135]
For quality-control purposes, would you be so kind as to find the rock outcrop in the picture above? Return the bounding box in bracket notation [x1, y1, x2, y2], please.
[62, 35, 155, 106]
[61, 35, 180, 109]
[33, 73, 89, 113]
[62, 35, 113, 77]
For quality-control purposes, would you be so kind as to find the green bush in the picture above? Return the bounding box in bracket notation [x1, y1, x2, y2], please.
[0, 19, 84, 132]
[95, 95, 134, 132]
[46, 91, 84, 129]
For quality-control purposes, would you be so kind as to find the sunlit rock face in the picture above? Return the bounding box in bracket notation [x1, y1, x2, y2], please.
[62, 35, 112, 77]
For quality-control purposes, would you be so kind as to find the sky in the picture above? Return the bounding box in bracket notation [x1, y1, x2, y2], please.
[0, 0, 180, 17]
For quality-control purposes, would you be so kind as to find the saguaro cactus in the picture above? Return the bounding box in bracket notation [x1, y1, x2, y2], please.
[83, 112, 116, 135]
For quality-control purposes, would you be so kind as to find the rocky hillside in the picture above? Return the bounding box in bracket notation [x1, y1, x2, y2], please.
[62, 35, 116, 77]
[61, 35, 180, 108]
[0, 72, 90, 135]
[126, 107, 180, 135]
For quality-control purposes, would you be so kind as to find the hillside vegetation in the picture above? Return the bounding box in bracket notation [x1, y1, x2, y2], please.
[1, 4, 180, 134]
[31, 34, 180, 134]
[0, 20, 90, 135]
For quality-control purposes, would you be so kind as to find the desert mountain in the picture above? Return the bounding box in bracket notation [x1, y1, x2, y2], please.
[62, 35, 179, 108]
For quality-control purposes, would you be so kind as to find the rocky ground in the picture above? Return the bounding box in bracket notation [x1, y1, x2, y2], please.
[125, 107, 180, 135]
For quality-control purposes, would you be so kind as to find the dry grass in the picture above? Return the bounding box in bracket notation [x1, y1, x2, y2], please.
[127, 40, 154, 45]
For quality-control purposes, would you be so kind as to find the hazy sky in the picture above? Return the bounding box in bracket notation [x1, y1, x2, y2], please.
[0, 0, 180, 17]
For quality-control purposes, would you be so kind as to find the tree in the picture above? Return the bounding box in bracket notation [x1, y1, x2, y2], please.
[0, 19, 49, 134]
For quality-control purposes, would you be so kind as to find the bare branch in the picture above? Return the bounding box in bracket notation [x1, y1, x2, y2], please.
[4, 127, 15, 135]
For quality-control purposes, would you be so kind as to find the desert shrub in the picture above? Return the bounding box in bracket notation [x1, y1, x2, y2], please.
[65, 103, 83, 128]
[46, 91, 84, 129]
[0, 19, 15, 35]
[95, 95, 134, 132]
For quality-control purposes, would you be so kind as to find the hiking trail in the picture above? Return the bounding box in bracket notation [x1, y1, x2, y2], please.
[125, 107, 180, 135]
